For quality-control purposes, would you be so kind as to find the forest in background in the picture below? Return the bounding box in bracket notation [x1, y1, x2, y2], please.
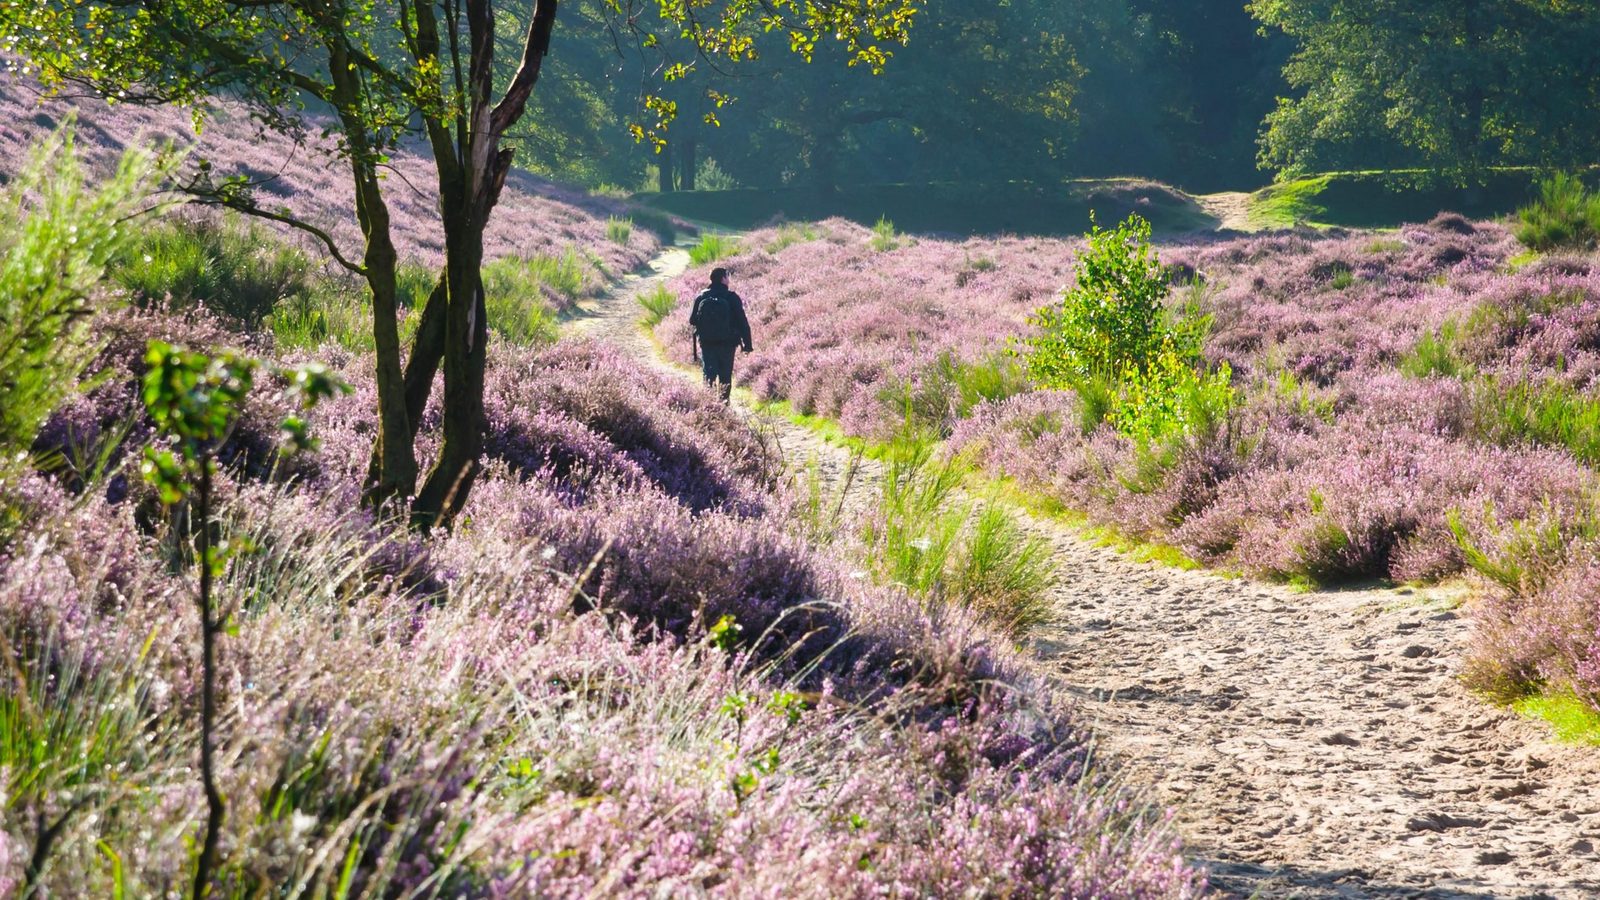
[512, 0, 1600, 196]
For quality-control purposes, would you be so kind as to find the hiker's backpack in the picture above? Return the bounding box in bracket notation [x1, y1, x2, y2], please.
[692, 289, 738, 343]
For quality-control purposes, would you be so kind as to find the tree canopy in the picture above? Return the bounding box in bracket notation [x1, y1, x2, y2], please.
[1252, 0, 1600, 180]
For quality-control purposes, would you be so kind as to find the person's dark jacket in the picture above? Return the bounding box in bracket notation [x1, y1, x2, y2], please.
[689, 284, 753, 351]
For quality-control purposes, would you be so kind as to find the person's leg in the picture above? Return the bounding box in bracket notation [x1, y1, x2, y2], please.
[700, 345, 720, 388]
[705, 344, 735, 402]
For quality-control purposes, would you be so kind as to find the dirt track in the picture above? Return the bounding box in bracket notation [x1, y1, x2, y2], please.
[580, 246, 1600, 899]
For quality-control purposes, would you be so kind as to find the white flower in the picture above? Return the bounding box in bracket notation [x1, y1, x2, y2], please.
[290, 810, 317, 841]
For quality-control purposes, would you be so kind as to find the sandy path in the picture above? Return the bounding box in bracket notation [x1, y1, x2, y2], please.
[576, 247, 1600, 899]
[1197, 191, 1255, 232]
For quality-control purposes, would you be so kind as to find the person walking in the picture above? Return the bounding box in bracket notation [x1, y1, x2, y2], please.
[689, 267, 753, 403]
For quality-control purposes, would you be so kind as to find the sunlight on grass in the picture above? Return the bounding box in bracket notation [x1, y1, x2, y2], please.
[637, 284, 677, 327]
[1247, 176, 1332, 229]
[688, 232, 741, 266]
[1514, 692, 1600, 745]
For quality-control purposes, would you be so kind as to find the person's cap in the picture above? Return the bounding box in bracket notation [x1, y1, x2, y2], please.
[710, 267, 729, 284]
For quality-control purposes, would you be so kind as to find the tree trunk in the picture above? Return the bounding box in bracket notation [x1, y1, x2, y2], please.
[681, 136, 698, 191]
[412, 219, 488, 525]
[658, 139, 676, 192]
[409, 0, 557, 528]
[365, 270, 446, 494]
[326, 40, 416, 508]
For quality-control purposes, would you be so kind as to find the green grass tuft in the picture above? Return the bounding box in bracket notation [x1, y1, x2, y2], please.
[119, 213, 315, 327]
[688, 232, 741, 266]
[1513, 692, 1600, 745]
[1400, 321, 1474, 379]
[1471, 377, 1600, 466]
[605, 216, 633, 245]
[764, 223, 819, 254]
[637, 284, 677, 328]
[861, 444, 1055, 637]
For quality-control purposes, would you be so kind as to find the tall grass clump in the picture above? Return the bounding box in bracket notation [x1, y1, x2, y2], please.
[0, 123, 165, 458]
[119, 213, 316, 327]
[605, 216, 633, 245]
[689, 232, 740, 266]
[880, 352, 1031, 438]
[1470, 377, 1600, 465]
[271, 262, 437, 352]
[1023, 214, 1234, 446]
[637, 284, 677, 328]
[1400, 320, 1473, 379]
[1515, 172, 1600, 251]
[765, 222, 820, 253]
[869, 216, 901, 252]
[861, 444, 1054, 636]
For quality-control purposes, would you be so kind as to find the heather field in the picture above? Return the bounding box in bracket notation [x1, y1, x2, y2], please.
[3, 310, 1206, 896]
[657, 216, 1600, 716]
[0, 118, 1205, 894]
[12, 0, 1600, 895]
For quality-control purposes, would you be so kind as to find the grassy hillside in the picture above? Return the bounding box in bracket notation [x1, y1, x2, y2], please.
[640, 178, 1217, 236]
[642, 172, 1544, 237]
[0, 124, 1204, 895]
[1244, 170, 1541, 230]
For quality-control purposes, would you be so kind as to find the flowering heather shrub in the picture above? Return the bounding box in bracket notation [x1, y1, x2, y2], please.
[0, 77, 664, 276]
[1, 317, 1204, 895]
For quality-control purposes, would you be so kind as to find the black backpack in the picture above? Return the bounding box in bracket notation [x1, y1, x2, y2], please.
[692, 289, 738, 343]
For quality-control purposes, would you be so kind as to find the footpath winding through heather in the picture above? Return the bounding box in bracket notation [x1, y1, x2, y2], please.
[576, 245, 1600, 899]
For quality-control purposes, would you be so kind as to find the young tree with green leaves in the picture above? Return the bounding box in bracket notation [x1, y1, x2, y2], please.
[2, 0, 920, 525]
[140, 343, 347, 897]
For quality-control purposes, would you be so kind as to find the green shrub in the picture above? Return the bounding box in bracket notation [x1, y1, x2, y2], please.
[1515, 172, 1600, 251]
[0, 122, 165, 457]
[1025, 215, 1171, 384]
[119, 213, 315, 326]
[1024, 214, 1234, 445]
[638, 284, 677, 328]
[688, 232, 740, 265]
[1110, 345, 1235, 447]
[695, 157, 740, 192]
[606, 216, 633, 245]
[869, 216, 901, 252]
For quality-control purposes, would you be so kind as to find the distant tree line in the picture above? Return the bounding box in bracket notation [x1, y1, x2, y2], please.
[519, 0, 1600, 193]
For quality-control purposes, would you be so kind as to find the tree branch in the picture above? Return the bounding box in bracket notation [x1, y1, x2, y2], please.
[185, 193, 367, 276]
[490, 0, 559, 136]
